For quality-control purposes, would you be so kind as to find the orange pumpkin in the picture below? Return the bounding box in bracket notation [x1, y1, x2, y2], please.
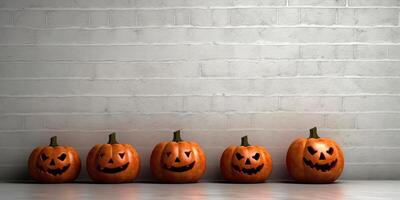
[150, 130, 206, 183]
[286, 127, 344, 183]
[86, 133, 140, 183]
[28, 136, 81, 183]
[220, 136, 272, 183]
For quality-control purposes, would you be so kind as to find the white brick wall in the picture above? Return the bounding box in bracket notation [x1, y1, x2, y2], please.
[0, 0, 399, 181]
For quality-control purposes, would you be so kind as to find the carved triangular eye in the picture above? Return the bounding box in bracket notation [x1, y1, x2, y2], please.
[252, 153, 260, 160]
[185, 151, 191, 157]
[235, 153, 243, 160]
[57, 153, 66, 161]
[119, 153, 125, 159]
[327, 147, 334, 155]
[166, 152, 171, 157]
[41, 154, 48, 161]
[307, 146, 317, 155]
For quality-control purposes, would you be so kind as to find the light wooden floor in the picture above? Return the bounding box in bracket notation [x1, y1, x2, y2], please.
[0, 181, 398, 200]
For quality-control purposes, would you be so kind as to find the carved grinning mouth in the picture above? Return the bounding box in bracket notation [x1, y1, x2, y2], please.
[97, 162, 129, 174]
[303, 157, 337, 172]
[164, 161, 195, 172]
[232, 163, 264, 175]
[38, 164, 71, 176]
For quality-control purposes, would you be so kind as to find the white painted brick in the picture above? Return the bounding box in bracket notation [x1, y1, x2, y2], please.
[263, 78, 400, 95]
[227, 113, 253, 129]
[137, 10, 175, 26]
[0, 116, 24, 130]
[388, 46, 400, 59]
[190, 9, 213, 26]
[212, 96, 278, 112]
[47, 11, 89, 27]
[230, 8, 277, 26]
[88, 11, 109, 27]
[260, 28, 353, 43]
[357, 114, 400, 129]
[278, 8, 299, 25]
[0, 97, 108, 113]
[356, 28, 400, 43]
[348, 0, 400, 6]
[233, 0, 286, 6]
[183, 96, 212, 112]
[356, 9, 399, 26]
[319, 61, 345, 76]
[343, 61, 400, 76]
[13, 11, 46, 27]
[0, 11, 12, 26]
[337, 9, 356, 25]
[200, 61, 230, 77]
[175, 9, 190, 25]
[280, 97, 342, 112]
[94, 62, 200, 78]
[356, 45, 388, 59]
[302, 45, 353, 59]
[107, 97, 184, 112]
[109, 10, 136, 26]
[0, 63, 94, 78]
[296, 61, 319, 75]
[344, 96, 400, 112]
[0, 28, 36, 44]
[301, 9, 336, 25]
[253, 113, 325, 129]
[289, 0, 346, 6]
[260, 45, 300, 59]
[325, 114, 357, 129]
[230, 61, 297, 77]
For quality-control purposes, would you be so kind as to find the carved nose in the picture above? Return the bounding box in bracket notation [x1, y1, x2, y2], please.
[245, 158, 251, 165]
[108, 159, 114, 164]
[50, 159, 55, 166]
[175, 157, 180, 163]
[319, 152, 326, 160]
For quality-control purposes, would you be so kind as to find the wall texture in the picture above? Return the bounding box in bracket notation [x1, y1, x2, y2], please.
[0, 0, 399, 181]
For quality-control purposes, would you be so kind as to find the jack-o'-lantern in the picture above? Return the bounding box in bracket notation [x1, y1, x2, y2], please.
[150, 130, 206, 183]
[28, 136, 81, 183]
[220, 135, 272, 183]
[286, 127, 344, 183]
[86, 133, 140, 183]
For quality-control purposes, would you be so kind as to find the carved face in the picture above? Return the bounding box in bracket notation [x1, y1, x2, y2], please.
[37, 148, 71, 176]
[150, 130, 206, 183]
[86, 133, 140, 183]
[286, 127, 344, 183]
[220, 136, 273, 183]
[96, 145, 130, 174]
[162, 142, 196, 173]
[28, 137, 81, 183]
[303, 142, 338, 172]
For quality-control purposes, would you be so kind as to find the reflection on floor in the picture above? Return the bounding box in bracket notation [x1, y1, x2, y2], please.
[0, 181, 398, 200]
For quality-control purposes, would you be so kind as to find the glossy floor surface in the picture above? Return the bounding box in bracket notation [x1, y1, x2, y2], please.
[0, 181, 398, 200]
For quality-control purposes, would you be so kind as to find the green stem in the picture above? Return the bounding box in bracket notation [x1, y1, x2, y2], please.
[309, 127, 320, 139]
[172, 130, 183, 142]
[241, 135, 250, 146]
[108, 132, 119, 144]
[49, 136, 58, 147]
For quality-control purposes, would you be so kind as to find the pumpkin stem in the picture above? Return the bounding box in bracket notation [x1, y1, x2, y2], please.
[309, 127, 320, 139]
[49, 136, 59, 147]
[172, 130, 183, 142]
[241, 135, 250, 147]
[108, 132, 119, 144]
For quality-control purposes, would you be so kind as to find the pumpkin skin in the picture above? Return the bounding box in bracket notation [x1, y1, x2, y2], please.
[28, 136, 81, 183]
[150, 130, 206, 183]
[220, 136, 273, 183]
[286, 127, 344, 183]
[86, 133, 140, 183]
